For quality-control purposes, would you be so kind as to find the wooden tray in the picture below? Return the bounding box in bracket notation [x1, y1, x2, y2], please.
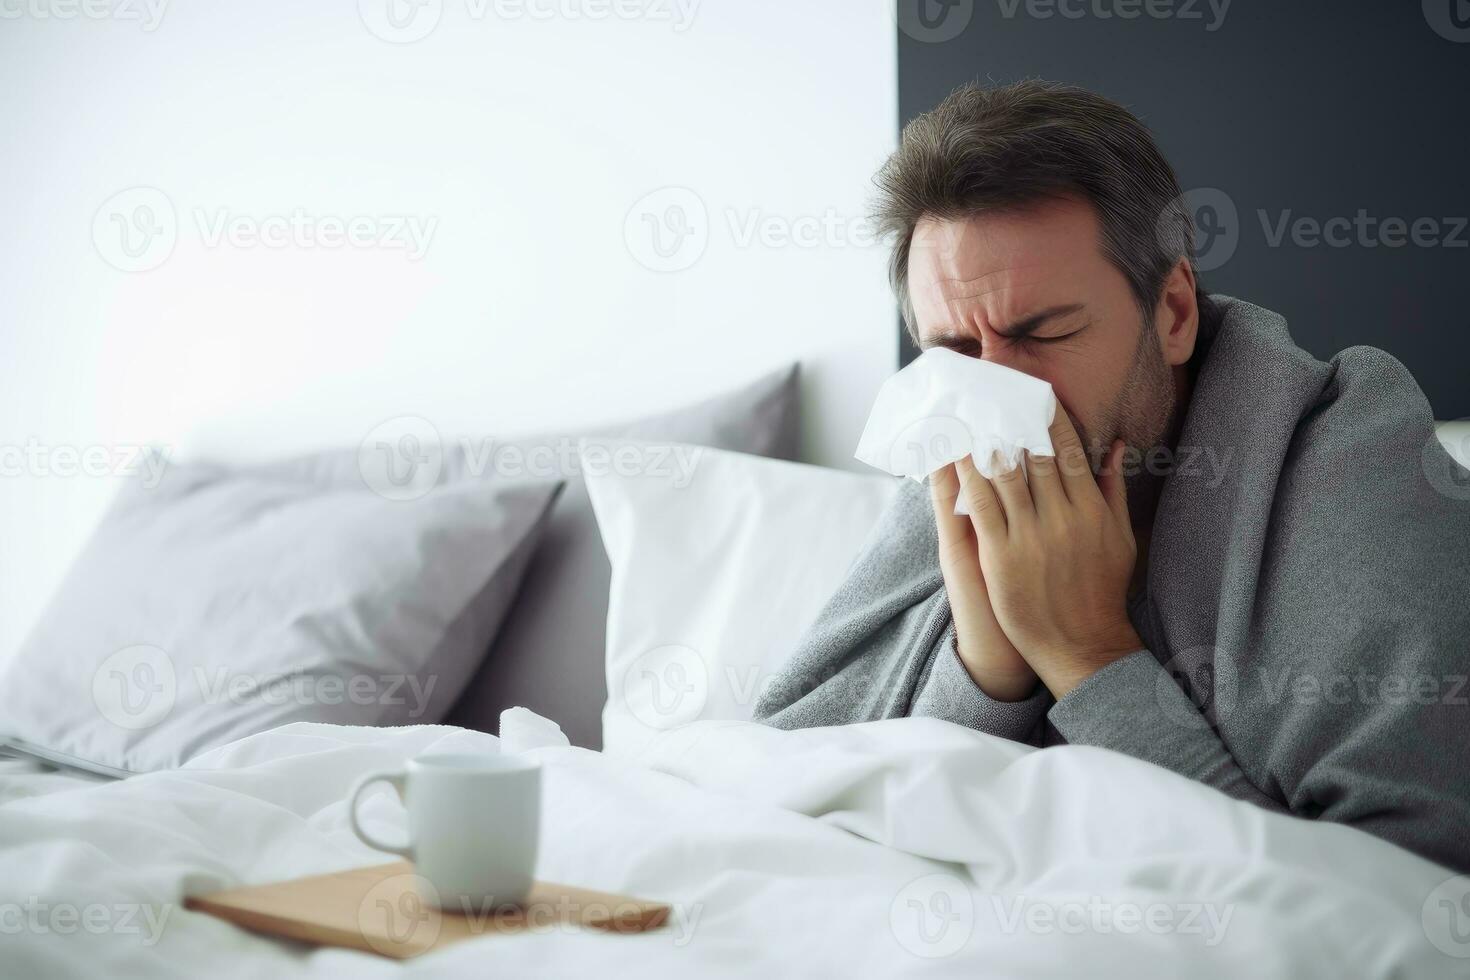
[185, 861, 670, 959]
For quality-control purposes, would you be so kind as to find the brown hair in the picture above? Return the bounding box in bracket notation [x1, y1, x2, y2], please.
[873, 78, 1216, 343]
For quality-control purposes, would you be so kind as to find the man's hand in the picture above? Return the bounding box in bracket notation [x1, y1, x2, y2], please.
[955, 405, 1144, 699]
[930, 462, 1039, 702]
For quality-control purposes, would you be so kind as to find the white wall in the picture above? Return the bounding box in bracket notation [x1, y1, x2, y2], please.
[0, 0, 898, 664]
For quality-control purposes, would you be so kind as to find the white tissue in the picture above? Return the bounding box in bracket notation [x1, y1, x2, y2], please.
[497, 707, 570, 754]
[854, 348, 1057, 515]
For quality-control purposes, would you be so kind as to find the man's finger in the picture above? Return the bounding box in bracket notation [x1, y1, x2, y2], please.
[929, 462, 974, 550]
[1098, 439, 1132, 528]
[1048, 400, 1101, 501]
[984, 450, 1035, 533]
[956, 454, 1007, 540]
[1023, 448, 1067, 520]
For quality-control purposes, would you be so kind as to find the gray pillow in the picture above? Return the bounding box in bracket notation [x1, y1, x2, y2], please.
[443, 364, 800, 748]
[0, 454, 561, 776]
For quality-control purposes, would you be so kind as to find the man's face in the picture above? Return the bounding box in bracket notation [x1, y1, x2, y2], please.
[908, 196, 1182, 473]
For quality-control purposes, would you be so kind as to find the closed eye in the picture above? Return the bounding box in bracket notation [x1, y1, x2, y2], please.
[1011, 329, 1083, 350]
[926, 324, 1086, 356]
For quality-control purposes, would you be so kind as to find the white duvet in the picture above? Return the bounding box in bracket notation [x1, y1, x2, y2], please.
[0, 712, 1462, 979]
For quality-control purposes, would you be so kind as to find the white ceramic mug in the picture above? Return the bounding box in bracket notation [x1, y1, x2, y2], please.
[349, 753, 540, 908]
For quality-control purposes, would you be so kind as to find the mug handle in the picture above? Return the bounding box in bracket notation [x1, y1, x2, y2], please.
[349, 770, 415, 859]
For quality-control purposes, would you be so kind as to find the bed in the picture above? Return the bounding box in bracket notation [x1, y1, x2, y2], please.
[2, 373, 1468, 979]
[5, 714, 1462, 978]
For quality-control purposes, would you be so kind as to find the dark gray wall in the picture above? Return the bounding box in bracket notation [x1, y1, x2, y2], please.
[895, 0, 1469, 419]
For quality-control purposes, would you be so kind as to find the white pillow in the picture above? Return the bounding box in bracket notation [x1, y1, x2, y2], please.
[582, 439, 897, 756]
[1437, 420, 1470, 468]
[444, 364, 799, 748]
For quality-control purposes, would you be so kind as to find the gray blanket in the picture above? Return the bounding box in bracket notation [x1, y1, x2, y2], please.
[755, 296, 1470, 873]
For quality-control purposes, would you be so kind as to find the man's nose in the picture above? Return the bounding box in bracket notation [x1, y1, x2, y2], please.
[979, 345, 1051, 388]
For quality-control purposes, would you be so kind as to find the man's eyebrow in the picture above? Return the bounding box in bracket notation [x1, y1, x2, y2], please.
[989, 303, 1087, 338]
[923, 303, 1087, 349]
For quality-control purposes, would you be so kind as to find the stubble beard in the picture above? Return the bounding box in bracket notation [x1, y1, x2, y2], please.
[1071, 318, 1182, 520]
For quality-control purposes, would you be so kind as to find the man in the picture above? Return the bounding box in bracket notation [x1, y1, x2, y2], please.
[753, 79, 1470, 873]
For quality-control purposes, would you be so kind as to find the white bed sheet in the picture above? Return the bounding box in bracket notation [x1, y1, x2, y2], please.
[0, 754, 110, 806]
[0, 714, 1460, 979]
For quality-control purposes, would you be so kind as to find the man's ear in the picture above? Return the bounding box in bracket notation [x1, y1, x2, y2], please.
[1153, 259, 1199, 368]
